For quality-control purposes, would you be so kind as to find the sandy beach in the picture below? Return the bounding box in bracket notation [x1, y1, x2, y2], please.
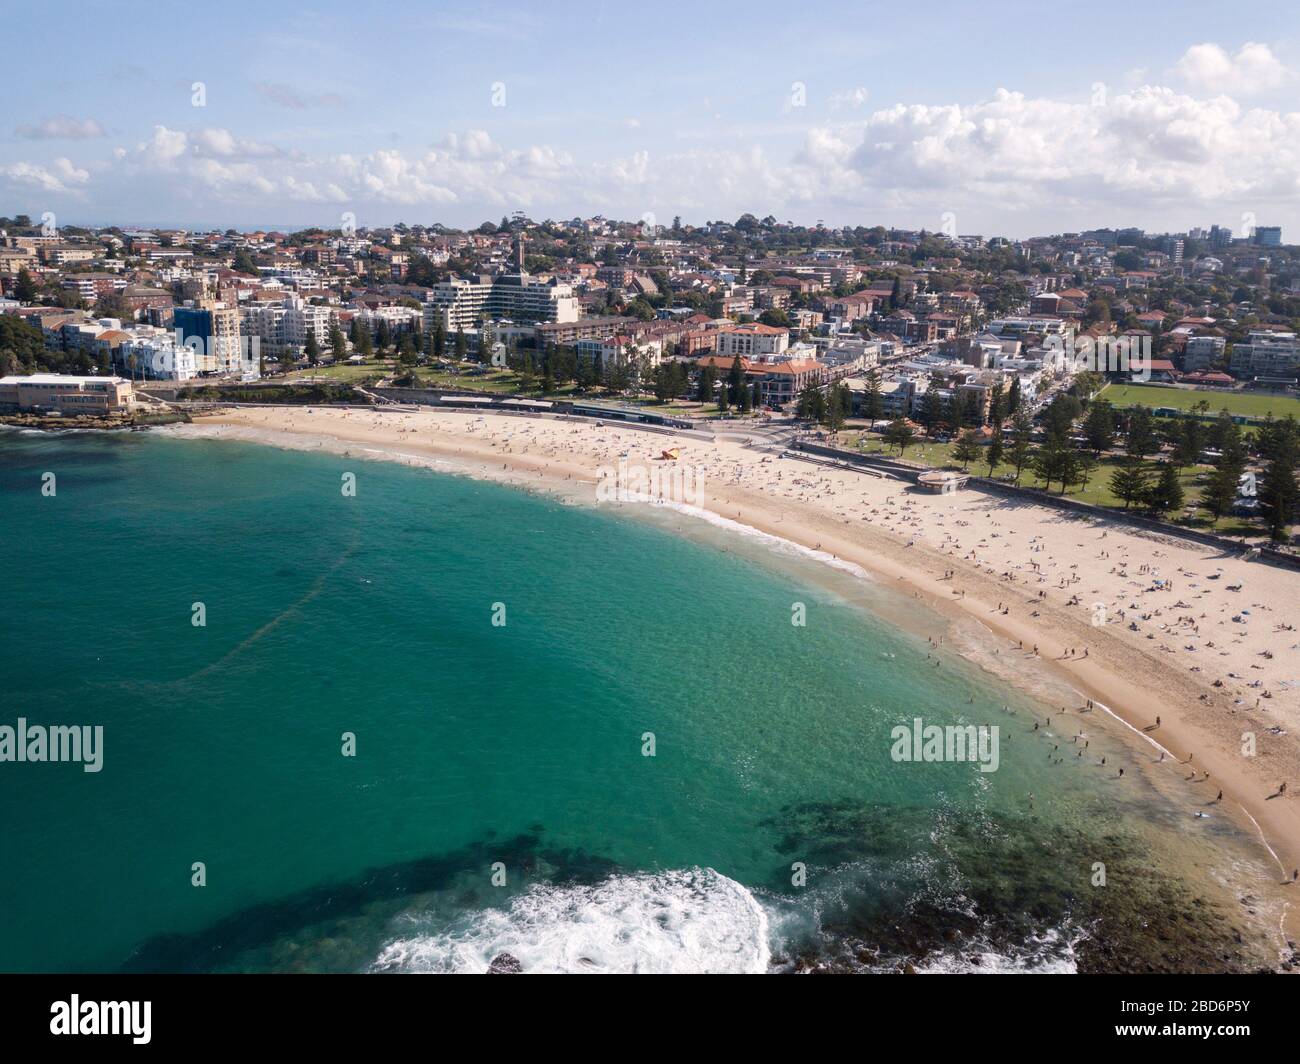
[178, 404, 1300, 927]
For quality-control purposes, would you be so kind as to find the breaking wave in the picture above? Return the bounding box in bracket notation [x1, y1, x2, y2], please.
[370, 867, 771, 974]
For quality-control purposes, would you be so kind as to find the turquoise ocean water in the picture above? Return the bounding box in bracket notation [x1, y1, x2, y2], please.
[0, 429, 1274, 972]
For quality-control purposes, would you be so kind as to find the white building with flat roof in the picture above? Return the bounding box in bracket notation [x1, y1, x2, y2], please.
[0, 374, 136, 415]
[425, 273, 580, 331]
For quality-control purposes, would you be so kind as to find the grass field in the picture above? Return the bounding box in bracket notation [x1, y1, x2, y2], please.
[841, 430, 1258, 535]
[1099, 382, 1300, 420]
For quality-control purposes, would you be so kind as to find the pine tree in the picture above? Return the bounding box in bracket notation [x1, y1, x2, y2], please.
[1109, 459, 1149, 509]
[1083, 399, 1115, 456]
[1146, 462, 1185, 516]
[1009, 411, 1033, 484]
[985, 432, 1004, 476]
[697, 364, 717, 403]
[885, 417, 914, 455]
[952, 430, 980, 471]
[1202, 428, 1247, 521]
[864, 368, 883, 421]
[1257, 416, 1299, 542]
[1124, 406, 1158, 460]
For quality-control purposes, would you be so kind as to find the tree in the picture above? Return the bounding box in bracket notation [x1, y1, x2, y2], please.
[952, 430, 981, 471]
[795, 381, 824, 421]
[1083, 399, 1115, 456]
[718, 382, 730, 413]
[329, 322, 347, 363]
[397, 333, 418, 366]
[454, 328, 467, 361]
[1124, 406, 1158, 460]
[1042, 393, 1082, 438]
[1109, 459, 1149, 509]
[304, 332, 321, 366]
[863, 368, 883, 421]
[14, 267, 38, 303]
[988, 378, 1005, 428]
[1032, 432, 1075, 493]
[885, 417, 914, 456]
[728, 353, 746, 400]
[432, 319, 446, 359]
[1009, 411, 1034, 484]
[1257, 416, 1299, 542]
[697, 363, 717, 403]
[824, 385, 847, 433]
[1146, 462, 1185, 516]
[1007, 376, 1021, 416]
[985, 432, 1004, 476]
[1172, 415, 1203, 468]
[918, 390, 943, 435]
[1076, 451, 1099, 489]
[1203, 445, 1245, 521]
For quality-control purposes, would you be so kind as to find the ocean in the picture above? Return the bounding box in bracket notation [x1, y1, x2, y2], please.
[0, 428, 1281, 973]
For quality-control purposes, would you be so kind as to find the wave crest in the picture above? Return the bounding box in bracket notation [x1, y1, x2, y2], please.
[370, 867, 771, 974]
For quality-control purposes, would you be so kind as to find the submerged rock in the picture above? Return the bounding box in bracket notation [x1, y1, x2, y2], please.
[487, 952, 524, 974]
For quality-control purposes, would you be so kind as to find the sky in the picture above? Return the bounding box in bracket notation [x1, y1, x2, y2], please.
[3, 0, 1299, 239]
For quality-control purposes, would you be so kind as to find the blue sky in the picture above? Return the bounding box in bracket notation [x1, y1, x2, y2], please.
[4, 0, 1299, 237]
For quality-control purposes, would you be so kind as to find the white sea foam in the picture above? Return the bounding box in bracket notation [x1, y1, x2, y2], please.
[639, 497, 874, 583]
[910, 926, 1082, 974]
[370, 867, 771, 974]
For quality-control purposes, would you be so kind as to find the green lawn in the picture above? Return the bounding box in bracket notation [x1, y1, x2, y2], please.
[285, 361, 389, 383]
[1100, 382, 1300, 421]
[841, 431, 1261, 536]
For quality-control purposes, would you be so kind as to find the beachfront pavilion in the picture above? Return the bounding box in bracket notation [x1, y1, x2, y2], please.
[917, 470, 969, 495]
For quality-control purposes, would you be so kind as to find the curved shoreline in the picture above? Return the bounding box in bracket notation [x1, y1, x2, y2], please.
[168, 406, 1300, 941]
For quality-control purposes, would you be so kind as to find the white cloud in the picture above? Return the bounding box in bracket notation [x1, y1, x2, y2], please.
[17, 79, 1300, 234]
[14, 115, 105, 140]
[0, 158, 90, 193]
[1174, 42, 1291, 94]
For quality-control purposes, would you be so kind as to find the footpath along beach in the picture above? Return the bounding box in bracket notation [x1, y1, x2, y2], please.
[174, 404, 1300, 932]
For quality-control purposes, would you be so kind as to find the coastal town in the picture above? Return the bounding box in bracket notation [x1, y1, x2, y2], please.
[2, 213, 1297, 543]
[10, 0, 1300, 1014]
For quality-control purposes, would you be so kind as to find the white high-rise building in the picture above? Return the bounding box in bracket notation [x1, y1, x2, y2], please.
[424, 274, 579, 332]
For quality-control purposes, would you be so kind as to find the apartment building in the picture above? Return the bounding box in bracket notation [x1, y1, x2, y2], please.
[715, 323, 789, 359]
[240, 296, 330, 357]
[425, 273, 580, 331]
[1182, 335, 1226, 371]
[575, 334, 663, 370]
[533, 315, 636, 347]
[118, 329, 199, 381]
[173, 300, 250, 376]
[1229, 331, 1298, 378]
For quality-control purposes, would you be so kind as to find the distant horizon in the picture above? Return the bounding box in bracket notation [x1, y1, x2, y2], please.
[5, 2, 1299, 240]
[4, 212, 1281, 245]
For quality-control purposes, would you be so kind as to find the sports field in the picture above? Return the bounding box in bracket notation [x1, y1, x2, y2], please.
[1100, 382, 1300, 420]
